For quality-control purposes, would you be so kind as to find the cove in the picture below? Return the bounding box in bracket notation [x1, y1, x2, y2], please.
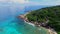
[0, 3, 49, 34]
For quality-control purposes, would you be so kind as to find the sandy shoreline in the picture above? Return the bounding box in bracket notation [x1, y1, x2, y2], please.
[18, 12, 57, 34]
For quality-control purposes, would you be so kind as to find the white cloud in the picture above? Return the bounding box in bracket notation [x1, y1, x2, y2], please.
[11, 0, 25, 3]
[0, 0, 8, 2]
[56, 0, 60, 5]
[0, 0, 29, 4]
[10, 0, 29, 4]
[26, 0, 60, 6]
[0, 0, 60, 6]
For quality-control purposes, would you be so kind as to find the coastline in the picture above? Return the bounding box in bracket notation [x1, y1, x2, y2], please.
[18, 12, 57, 34]
[24, 20, 35, 27]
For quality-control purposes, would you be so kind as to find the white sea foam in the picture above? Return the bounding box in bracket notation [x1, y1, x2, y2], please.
[25, 21, 35, 27]
[38, 28, 41, 30]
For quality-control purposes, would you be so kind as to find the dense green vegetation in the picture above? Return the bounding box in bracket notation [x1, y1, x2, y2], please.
[26, 6, 60, 34]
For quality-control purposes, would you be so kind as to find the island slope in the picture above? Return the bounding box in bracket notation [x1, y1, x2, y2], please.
[19, 6, 60, 34]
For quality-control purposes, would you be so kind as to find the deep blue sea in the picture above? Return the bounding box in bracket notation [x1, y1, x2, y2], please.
[0, 3, 50, 34]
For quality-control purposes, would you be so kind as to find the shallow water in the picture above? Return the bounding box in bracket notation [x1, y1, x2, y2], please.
[0, 3, 49, 34]
[0, 17, 49, 34]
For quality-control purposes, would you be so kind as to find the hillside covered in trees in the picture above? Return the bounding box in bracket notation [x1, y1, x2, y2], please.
[26, 6, 60, 34]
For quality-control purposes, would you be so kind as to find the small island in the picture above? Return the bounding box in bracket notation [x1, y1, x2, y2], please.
[19, 6, 60, 34]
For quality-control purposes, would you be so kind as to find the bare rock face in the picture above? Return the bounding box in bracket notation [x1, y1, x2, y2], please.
[18, 15, 25, 19]
[18, 15, 28, 21]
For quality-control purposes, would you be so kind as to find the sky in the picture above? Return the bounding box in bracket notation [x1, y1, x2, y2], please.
[0, 0, 60, 6]
[26, 0, 60, 5]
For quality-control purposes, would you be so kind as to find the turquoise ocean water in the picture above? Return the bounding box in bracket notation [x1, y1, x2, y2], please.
[0, 3, 50, 34]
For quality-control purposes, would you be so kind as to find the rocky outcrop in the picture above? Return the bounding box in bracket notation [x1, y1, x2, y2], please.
[18, 14, 28, 22]
[18, 13, 57, 34]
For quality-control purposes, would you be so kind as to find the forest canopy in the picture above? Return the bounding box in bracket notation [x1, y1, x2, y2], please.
[26, 6, 60, 34]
